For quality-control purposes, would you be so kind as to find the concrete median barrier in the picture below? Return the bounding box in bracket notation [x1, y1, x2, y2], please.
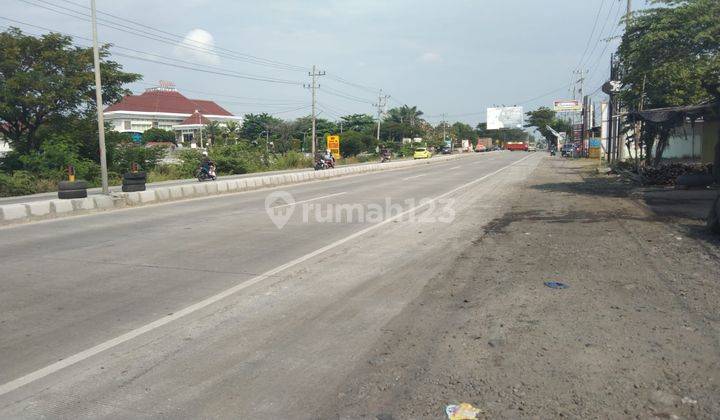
[1, 153, 472, 226]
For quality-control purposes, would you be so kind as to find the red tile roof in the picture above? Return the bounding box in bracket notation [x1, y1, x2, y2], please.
[179, 110, 211, 125]
[104, 89, 233, 116]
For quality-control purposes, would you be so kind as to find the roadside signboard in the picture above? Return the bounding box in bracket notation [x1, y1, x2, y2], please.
[486, 106, 524, 130]
[553, 100, 582, 112]
[326, 135, 340, 159]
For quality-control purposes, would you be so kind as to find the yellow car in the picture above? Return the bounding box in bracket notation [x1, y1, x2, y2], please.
[413, 147, 432, 159]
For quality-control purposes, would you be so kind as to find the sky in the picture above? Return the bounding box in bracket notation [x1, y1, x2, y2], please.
[2, 0, 649, 126]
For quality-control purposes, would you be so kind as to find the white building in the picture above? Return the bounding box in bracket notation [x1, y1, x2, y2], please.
[103, 83, 241, 146]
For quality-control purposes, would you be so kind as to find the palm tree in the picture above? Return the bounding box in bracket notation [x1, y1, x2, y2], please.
[224, 121, 240, 144]
[204, 121, 222, 147]
[387, 105, 424, 126]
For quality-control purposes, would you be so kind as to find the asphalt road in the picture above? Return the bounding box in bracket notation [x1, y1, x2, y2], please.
[0, 158, 409, 205]
[0, 151, 542, 418]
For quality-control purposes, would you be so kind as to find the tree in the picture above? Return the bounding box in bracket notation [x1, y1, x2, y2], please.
[203, 121, 222, 146]
[142, 127, 175, 143]
[0, 28, 141, 154]
[382, 105, 426, 142]
[616, 0, 720, 164]
[339, 130, 376, 156]
[240, 113, 282, 140]
[386, 105, 424, 126]
[451, 122, 476, 142]
[475, 122, 529, 143]
[340, 114, 375, 133]
[524, 107, 571, 147]
[222, 121, 240, 144]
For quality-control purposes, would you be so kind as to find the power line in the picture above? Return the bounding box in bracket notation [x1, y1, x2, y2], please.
[56, 0, 309, 72]
[0, 16, 304, 85]
[324, 73, 379, 95]
[423, 83, 572, 121]
[22, 0, 309, 72]
[14, 0, 396, 112]
[320, 85, 375, 104]
[574, 0, 606, 72]
[585, 4, 626, 89]
[580, 0, 621, 72]
[267, 104, 312, 116]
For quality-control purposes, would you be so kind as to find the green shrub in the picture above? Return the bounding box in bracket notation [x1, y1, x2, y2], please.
[271, 151, 312, 169]
[16, 137, 99, 182]
[0, 171, 37, 196]
[111, 144, 166, 173]
[141, 128, 176, 144]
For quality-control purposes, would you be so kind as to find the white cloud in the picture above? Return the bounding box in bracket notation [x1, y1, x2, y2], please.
[173, 29, 220, 65]
[419, 52, 442, 63]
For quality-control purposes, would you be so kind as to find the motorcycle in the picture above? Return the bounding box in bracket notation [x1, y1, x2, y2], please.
[196, 164, 217, 181]
[380, 152, 391, 163]
[314, 157, 332, 170]
[550, 148, 556, 156]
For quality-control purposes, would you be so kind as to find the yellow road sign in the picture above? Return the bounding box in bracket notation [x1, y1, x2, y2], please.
[326, 135, 341, 159]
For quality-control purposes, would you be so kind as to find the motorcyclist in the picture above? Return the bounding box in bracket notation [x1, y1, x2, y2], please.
[323, 149, 335, 168]
[200, 151, 214, 176]
[380, 147, 391, 161]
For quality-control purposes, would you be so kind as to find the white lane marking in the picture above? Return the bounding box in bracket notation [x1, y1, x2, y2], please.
[448, 166, 461, 170]
[402, 174, 426, 181]
[0, 153, 535, 397]
[271, 192, 346, 209]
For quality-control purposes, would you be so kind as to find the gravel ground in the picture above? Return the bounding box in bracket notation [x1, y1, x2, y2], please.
[321, 157, 720, 419]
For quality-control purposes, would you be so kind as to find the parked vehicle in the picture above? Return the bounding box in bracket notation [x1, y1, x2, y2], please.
[505, 142, 529, 151]
[475, 144, 487, 152]
[196, 165, 217, 181]
[561, 143, 574, 157]
[413, 147, 432, 159]
[441, 146, 452, 154]
[528, 145, 537, 152]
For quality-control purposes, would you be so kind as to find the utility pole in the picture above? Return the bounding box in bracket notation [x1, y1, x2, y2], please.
[304, 65, 325, 156]
[90, 0, 108, 193]
[442, 113, 447, 145]
[373, 89, 389, 142]
[627, 0, 632, 20]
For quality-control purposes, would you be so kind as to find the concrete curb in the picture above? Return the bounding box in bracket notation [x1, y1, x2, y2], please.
[0, 153, 475, 226]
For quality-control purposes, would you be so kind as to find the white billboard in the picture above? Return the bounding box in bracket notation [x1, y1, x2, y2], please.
[553, 100, 582, 112]
[486, 106, 524, 130]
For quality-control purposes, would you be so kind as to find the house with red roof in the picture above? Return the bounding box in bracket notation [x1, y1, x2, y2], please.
[103, 82, 241, 147]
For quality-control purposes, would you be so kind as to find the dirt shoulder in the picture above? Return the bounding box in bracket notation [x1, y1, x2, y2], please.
[321, 157, 720, 419]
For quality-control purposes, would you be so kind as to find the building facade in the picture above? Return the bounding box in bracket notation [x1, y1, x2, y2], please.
[103, 84, 241, 147]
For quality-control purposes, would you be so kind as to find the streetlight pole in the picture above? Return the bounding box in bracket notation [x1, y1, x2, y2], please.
[90, 0, 108, 193]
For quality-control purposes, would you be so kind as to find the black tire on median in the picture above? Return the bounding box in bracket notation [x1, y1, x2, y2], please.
[122, 178, 147, 186]
[58, 180, 88, 191]
[58, 188, 87, 199]
[122, 183, 146, 192]
[123, 172, 147, 181]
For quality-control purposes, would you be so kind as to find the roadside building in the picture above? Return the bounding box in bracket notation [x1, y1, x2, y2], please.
[631, 102, 719, 164]
[103, 82, 241, 147]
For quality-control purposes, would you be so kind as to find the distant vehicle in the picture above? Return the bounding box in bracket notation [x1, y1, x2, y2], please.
[527, 145, 537, 152]
[561, 143, 574, 157]
[475, 144, 487, 152]
[413, 147, 432, 159]
[506, 142, 529, 151]
[441, 146, 452, 154]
